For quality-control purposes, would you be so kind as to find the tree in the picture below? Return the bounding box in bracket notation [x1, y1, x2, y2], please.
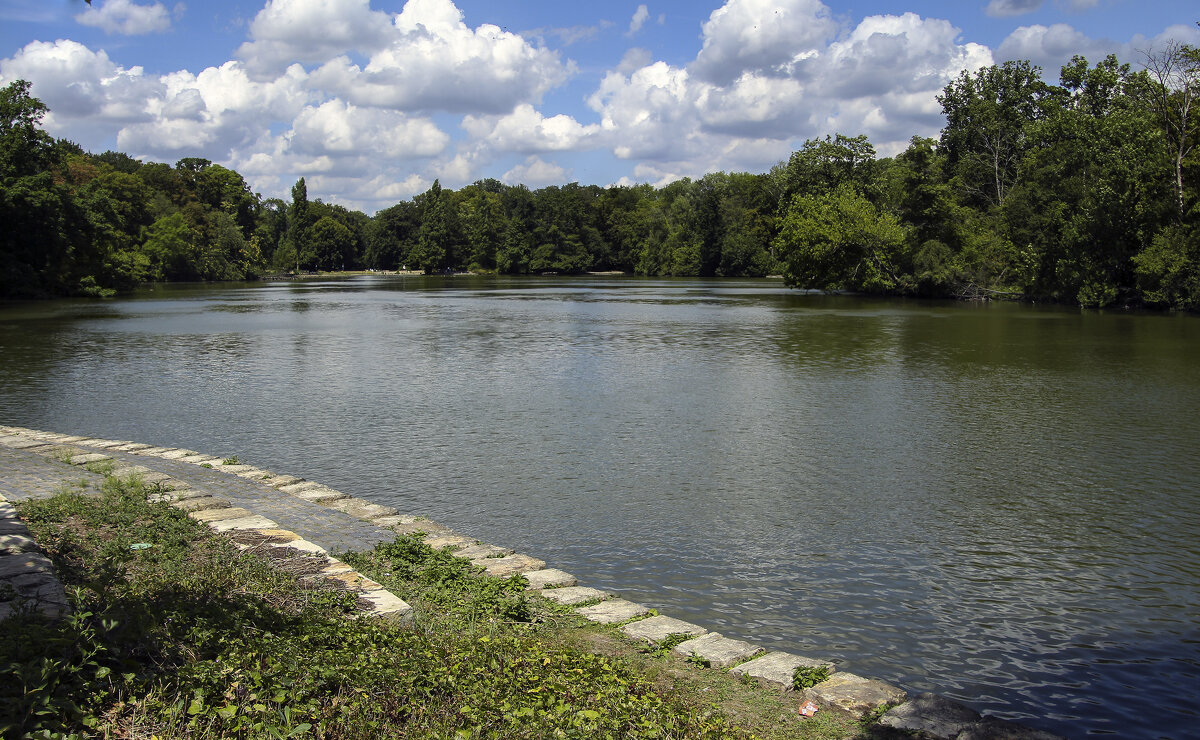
[412, 180, 460, 273]
[938, 61, 1052, 208]
[774, 184, 908, 293]
[0, 79, 56, 179]
[1138, 38, 1200, 218]
[310, 215, 354, 271]
[284, 177, 312, 271]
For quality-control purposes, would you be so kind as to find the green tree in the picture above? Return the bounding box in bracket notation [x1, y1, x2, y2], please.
[774, 184, 908, 293]
[938, 61, 1052, 208]
[310, 215, 355, 271]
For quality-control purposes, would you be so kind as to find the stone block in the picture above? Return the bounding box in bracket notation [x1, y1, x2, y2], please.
[170, 496, 231, 513]
[82, 439, 124, 448]
[454, 543, 512, 560]
[0, 502, 17, 519]
[541, 586, 613, 606]
[0, 533, 39, 555]
[878, 693, 982, 740]
[148, 489, 208, 504]
[159, 449, 198, 459]
[0, 552, 55, 578]
[327, 498, 398, 520]
[575, 599, 650, 624]
[280, 481, 329, 494]
[357, 589, 413, 621]
[177, 454, 213, 463]
[139, 472, 174, 484]
[323, 570, 383, 591]
[233, 468, 271, 479]
[69, 453, 111, 465]
[394, 520, 453, 536]
[729, 651, 835, 690]
[111, 443, 152, 451]
[802, 672, 907, 719]
[474, 553, 546, 577]
[292, 487, 349, 503]
[672, 633, 763, 668]
[523, 568, 576, 590]
[620, 615, 707, 644]
[425, 534, 474, 550]
[370, 514, 422, 527]
[208, 515, 279, 532]
[189, 506, 254, 522]
[2, 438, 51, 449]
[137, 447, 175, 456]
[956, 716, 1066, 740]
[216, 464, 255, 474]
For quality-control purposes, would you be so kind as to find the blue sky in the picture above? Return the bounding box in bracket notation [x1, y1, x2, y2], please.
[1, 0, 1196, 212]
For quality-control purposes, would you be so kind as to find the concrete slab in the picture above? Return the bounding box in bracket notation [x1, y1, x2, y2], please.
[280, 481, 325, 494]
[474, 553, 546, 577]
[357, 589, 413, 621]
[879, 693, 982, 740]
[541, 586, 613, 606]
[216, 464, 256, 474]
[672, 633, 763, 668]
[0, 532, 39, 555]
[620, 615, 708, 644]
[327, 498, 398, 520]
[575, 599, 650, 624]
[233, 469, 272, 480]
[802, 672, 907, 719]
[729, 651, 836, 690]
[110, 465, 151, 478]
[208, 515, 280, 532]
[0, 502, 18, 519]
[291, 487, 349, 503]
[69, 453, 111, 465]
[523, 568, 577, 590]
[190, 506, 257, 522]
[425, 534, 475, 550]
[370, 514, 422, 527]
[453, 543, 511, 560]
[265, 474, 304, 487]
[159, 449, 198, 459]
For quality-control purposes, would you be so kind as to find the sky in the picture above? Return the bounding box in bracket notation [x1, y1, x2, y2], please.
[1, 0, 1197, 213]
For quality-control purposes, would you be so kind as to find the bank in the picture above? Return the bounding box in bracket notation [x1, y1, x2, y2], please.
[1, 426, 1065, 739]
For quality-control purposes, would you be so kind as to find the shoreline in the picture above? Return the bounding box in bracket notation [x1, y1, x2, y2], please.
[1, 424, 1067, 740]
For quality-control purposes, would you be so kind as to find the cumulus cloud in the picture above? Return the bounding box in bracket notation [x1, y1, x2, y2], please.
[462, 104, 598, 153]
[996, 22, 1200, 75]
[502, 156, 569, 187]
[0, 39, 162, 148]
[691, 0, 837, 85]
[304, 0, 572, 113]
[236, 0, 392, 76]
[986, 0, 1043, 18]
[589, 0, 993, 174]
[75, 0, 174, 35]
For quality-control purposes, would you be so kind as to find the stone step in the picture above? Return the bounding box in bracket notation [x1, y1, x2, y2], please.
[620, 614, 707, 644]
[575, 599, 650, 624]
[729, 651, 836, 690]
[802, 672, 907, 719]
[522, 568, 577, 590]
[473, 553, 546, 577]
[672, 633, 763, 668]
[541, 586, 613, 606]
[170, 496, 231, 513]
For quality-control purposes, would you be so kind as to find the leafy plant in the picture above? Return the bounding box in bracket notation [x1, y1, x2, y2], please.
[792, 664, 832, 691]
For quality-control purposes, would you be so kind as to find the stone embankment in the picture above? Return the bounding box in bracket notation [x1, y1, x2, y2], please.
[0, 425, 1065, 740]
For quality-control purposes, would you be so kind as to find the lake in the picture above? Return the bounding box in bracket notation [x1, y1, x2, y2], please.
[1, 276, 1197, 738]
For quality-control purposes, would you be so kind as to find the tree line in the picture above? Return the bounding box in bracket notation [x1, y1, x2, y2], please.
[1, 41, 1197, 309]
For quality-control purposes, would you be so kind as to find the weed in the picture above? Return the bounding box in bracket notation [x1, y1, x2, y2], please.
[200, 463, 213, 469]
[221, 456, 239, 465]
[793, 664, 832, 691]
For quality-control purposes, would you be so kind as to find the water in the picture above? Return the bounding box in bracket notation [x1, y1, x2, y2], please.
[1, 276, 1197, 739]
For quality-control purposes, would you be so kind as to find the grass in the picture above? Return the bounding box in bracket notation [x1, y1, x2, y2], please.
[2, 478, 870, 739]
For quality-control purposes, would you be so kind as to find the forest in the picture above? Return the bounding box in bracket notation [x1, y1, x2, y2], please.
[1, 44, 1197, 309]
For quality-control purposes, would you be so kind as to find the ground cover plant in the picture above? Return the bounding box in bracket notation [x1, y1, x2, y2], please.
[1, 478, 866, 739]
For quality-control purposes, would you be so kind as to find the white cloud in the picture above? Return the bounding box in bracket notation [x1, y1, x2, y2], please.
[304, 0, 572, 114]
[995, 22, 1200, 75]
[236, 0, 393, 76]
[690, 0, 837, 85]
[502, 155, 569, 187]
[286, 99, 448, 160]
[462, 104, 598, 153]
[627, 5, 649, 37]
[0, 39, 161, 147]
[986, 0, 1043, 18]
[75, 0, 173, 35]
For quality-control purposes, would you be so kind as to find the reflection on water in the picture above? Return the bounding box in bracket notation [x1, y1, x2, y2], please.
[1, 276, 1198, 738]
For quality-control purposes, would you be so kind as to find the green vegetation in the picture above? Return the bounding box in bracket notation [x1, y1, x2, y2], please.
[793, 665, 833, 691]
[2, 481, 865, 739]
[2, 36, 1198, 308]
